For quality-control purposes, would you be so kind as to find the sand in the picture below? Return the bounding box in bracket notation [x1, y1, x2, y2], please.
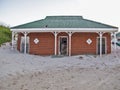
[0, 43, 120, 90]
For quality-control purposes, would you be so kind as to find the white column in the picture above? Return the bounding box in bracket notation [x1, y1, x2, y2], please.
[99, 32, 103, 57]
[113, 32, 117, 50]
[68, 32, 72, 56]
[54, 32, 58, 55]
[24, 32, 27, 54]
[11, 31, 14, 49]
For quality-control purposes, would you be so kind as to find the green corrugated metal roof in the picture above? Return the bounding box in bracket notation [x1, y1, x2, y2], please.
[11, 16, 118, 29]
[116, 32, 120, 37]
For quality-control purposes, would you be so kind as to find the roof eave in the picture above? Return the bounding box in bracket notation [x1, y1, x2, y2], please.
[11, 28, 118, 32]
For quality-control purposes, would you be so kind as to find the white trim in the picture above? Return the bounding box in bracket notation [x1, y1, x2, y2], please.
[100, 32, 102, 56]
[24, 32, 27, 54]
[11, 31, 14, 49]
[11, 28, 118, 32]
[20, 36, 24, 53]
[68, 32, 72, 56]
[20, 36, 30, 53]
[113, 32, 117, 50]
[54, 32, 58, 55]
[58, 36, 68, 55]
[96, 37, 107, 54]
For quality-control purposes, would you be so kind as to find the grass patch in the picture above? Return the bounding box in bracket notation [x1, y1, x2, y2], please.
[0, 25, 11, 46]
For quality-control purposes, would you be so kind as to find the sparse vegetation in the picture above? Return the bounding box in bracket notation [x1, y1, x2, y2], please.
[0, 25, 11, 46]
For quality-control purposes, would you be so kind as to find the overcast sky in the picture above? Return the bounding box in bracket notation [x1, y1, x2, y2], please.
[0, 0, 120, 30]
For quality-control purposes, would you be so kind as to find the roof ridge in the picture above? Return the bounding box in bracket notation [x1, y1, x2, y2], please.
[45, 16, 83, 20]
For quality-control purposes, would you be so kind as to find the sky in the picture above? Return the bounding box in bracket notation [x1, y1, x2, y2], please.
[0, 0, 120, 30]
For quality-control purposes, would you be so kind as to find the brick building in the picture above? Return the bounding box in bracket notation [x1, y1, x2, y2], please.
[11, 16, 118, 56]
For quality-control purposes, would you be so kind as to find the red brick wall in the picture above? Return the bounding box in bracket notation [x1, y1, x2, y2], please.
[29, 32, 54, 55]
[17, 32, 111, 55]
[71, 32, 98, 55]
[71, 32, 111, 55]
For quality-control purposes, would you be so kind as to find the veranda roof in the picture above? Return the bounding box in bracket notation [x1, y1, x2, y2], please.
[11, 16, 118, 32]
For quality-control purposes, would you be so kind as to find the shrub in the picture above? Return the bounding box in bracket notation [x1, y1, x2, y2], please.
[0, 25, 11, 46]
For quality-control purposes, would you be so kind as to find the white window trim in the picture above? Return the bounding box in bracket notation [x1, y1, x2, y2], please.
[58, 36, 68, 55]
[20, 36, 30, 53]
[96, 37, 107, 54]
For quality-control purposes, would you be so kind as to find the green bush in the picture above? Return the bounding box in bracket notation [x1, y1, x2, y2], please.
[0, 25, 11, 46]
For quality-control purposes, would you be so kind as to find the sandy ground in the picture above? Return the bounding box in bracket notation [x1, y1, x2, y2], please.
[0, 43, 120, 90]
